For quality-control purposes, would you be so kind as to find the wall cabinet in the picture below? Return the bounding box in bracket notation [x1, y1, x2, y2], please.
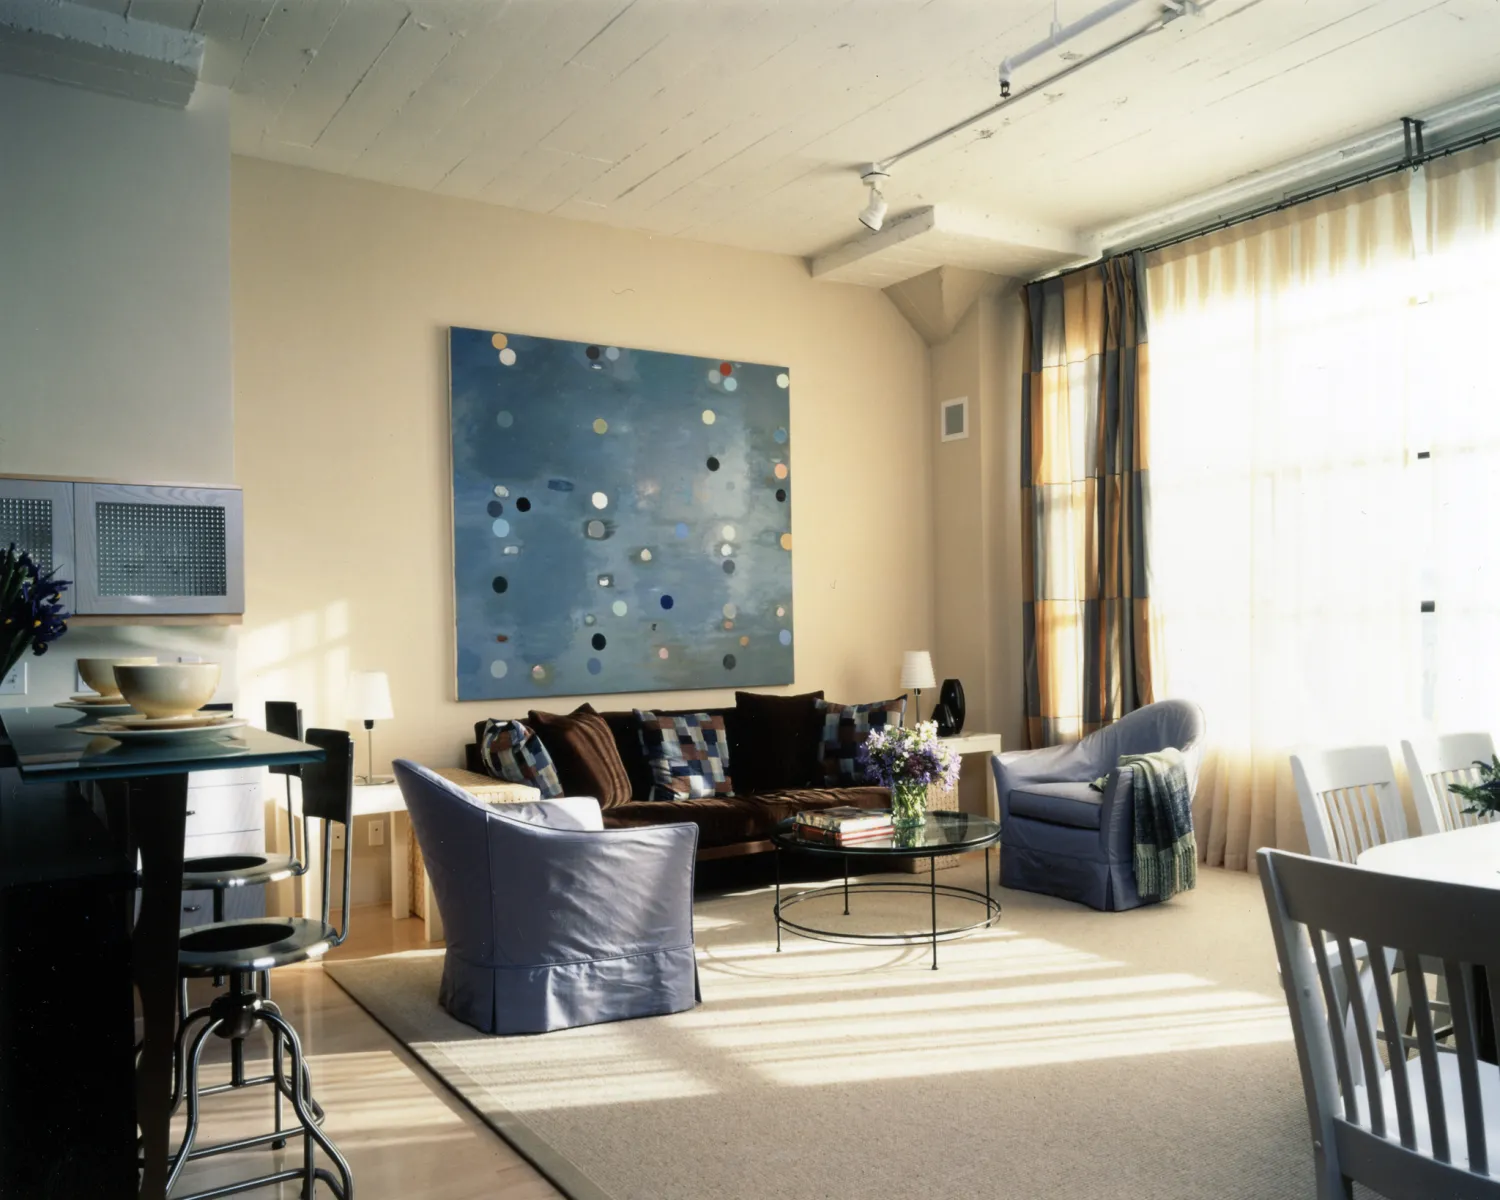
[0, 475, 242, 619]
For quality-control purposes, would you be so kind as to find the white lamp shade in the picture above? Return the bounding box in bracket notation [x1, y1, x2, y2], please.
[900, 650, 936, 690]
[346, 670, 394, 721]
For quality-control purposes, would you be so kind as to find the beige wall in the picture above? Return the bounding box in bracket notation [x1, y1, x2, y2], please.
[232, 158, 933, 768]
[927, 287, 1027, 754]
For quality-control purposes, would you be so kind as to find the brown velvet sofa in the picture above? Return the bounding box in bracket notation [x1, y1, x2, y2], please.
[463, 694, 890, 860]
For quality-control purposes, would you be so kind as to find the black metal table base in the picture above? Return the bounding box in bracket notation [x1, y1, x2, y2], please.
[774, 847, 1000, 969]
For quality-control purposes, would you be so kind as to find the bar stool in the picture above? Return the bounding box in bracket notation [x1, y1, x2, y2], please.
[166, 727, 355, 1200]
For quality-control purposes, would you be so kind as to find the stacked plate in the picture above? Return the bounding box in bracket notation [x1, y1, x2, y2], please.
[77, 712, 247, 744]
[56, 692, 136, 716]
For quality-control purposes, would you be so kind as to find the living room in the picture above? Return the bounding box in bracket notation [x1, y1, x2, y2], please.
[2, 1, 1499, 1198]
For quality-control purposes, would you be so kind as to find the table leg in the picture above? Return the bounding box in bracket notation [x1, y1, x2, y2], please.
[930, 854, 938, 971]
[390, 810, 411, 921]
[774, 847, 782, 953]
[131, 773, 190, 1200]
[842, 854, 849, 916]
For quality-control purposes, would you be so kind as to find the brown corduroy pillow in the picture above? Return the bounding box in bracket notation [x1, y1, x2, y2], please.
[527, 703, 634, 809]
[733, 690, 825, 793]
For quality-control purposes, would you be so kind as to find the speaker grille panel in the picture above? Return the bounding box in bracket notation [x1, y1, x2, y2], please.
[96, 503, 226, 597]
[0, 498, 53, 572]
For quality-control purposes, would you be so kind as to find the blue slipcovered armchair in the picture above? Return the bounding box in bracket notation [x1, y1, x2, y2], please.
[991, 700, 1205, 911]
[393, 760, 700, 1034]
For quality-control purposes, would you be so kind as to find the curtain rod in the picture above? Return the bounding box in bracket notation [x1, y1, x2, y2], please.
[1036, 118, 1500, 283]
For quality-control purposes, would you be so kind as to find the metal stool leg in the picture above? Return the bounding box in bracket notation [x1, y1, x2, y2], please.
[166, 1016, 223, 1195]
[261, 1008, 354, 1199]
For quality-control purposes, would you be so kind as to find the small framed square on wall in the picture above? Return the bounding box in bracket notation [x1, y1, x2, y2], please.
[941, 396, 968, 442]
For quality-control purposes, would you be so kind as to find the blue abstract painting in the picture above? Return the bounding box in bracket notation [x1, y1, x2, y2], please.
[449, 326, 794, 701]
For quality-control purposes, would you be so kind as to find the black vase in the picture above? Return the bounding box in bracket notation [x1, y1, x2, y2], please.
[933, 702, 957, 737]
[939, 678, 966, 736]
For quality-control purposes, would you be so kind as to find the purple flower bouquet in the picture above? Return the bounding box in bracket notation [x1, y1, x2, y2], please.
[0, 543, 70, 682]
[858, 721, 960, 829]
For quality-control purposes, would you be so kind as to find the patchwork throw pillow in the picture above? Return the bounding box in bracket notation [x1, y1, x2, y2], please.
[816, 697, 908, 786]
[477, 719, 564, 799]
[636, 710, 735, 800]
[527, 704, 635, 809]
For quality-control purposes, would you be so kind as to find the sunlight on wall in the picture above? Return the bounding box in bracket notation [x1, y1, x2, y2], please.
[240, 600, 352, 728]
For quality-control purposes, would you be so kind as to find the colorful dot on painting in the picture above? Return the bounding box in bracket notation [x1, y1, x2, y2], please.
[702, 409, 716, 425]
[606, 346, 621, 361]
[780, 533, 793, 550]
[719, 362, 733, 376]
[494, 485, 509, 497]
[586, 520, 606, 539]
[639, 548, 652, 562]
[592, 492, 609, 509]
[723, 654, 736, 670]
[776, 605, 786, 617]
[503, 546, 520, 556]
[598, 574, 613, 587]
[500, 348, 517, 366]
[740, 635, 750, 647]
[779, 629, 792, 646]
[723, 377, 737, 392]
[531, 664, 549, 681]
[661, 595, 675, 610]
[720, 543, 732, 556]
[612, 600, 628, 616]
[491, 333, 509, 350]
[587, 658, 603, 675]
[723, 603, 737, 619]
[491, 518, 510, 537]
[706, 456, 720, 471]
[675, 522, 689, 539]
[706, 368, 721, 386]
[775, 488, 786, 502]
[721, 525, 736, 540]
[774, 462, 788, 480]
[586, 345, 601, 360]
[584, 613, 597, 625]
[488, 500, 503, 517]
[490, 660, 508, 678]
[592, 633, 607, 650]
[723, 620, 734, 630]
[658, 647, 670, 660]
[776, 373, 789, 389]
[723, 559, 735, 575]
[774, 427, 788, 444]
[593, 418, 608, 434]
[497, 411, 514, 428]
[516, 497, 531, 511]
[492, 576, 508, 593]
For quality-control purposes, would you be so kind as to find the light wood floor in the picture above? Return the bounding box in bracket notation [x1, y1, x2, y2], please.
[175, 905, 560, 1200]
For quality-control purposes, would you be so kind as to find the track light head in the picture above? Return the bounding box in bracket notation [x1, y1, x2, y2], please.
[858, 166, 890, 232]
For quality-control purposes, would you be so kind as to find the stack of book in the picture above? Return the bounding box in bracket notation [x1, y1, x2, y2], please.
[792, 806, 894, 845]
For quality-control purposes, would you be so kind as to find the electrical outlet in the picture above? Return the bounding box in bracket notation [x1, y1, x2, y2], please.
[178, 655, 205, 664]
[368, 818, 385, 847]
[0, 662, 25, 695]
[330, 825, 346, 850]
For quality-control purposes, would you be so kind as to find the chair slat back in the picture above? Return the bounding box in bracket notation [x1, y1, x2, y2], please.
[300, 728, 354, 944]
[1291, 746, 1409, 863]
[1260, 848, 1500, 1195]
[1403, 734, 1498, 836]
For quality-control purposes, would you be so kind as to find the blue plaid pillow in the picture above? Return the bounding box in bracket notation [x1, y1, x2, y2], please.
[816, 697, 907, 786]
[636, 710, 734, 800]
[478, 719, 563, 798]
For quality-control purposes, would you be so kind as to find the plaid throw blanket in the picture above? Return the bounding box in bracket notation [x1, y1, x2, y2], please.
[1119, 747, 1196, 901]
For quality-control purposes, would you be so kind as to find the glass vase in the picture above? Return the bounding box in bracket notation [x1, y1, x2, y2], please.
[890, 779, 928, 830]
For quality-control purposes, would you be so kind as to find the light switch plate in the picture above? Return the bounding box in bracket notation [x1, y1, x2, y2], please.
[0, 662, 25, 695]
[331, 825, 346, 850]
[368, 818, 385, 847]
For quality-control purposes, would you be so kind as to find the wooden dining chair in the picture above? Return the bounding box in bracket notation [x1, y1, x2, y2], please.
[1402, 733, 1498, 836]
[1261, 847, 1500, 1199]
[1290, 746, 1410, 864]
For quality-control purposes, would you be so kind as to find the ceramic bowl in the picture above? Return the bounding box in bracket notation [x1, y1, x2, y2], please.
[113, 663, 221, 719]
[76, 656, 159, 698]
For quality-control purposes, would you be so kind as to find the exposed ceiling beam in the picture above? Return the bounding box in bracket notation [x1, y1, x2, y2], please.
[0, 0, 204, 107]
[809, 205, 1093, 288]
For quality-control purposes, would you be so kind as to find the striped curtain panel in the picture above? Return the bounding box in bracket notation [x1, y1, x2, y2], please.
[1021, 253, 1155, 748]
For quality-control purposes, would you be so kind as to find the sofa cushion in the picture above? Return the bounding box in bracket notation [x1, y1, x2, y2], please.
[600, 706, 735, 802]
[477, 719, 564, 798]
[602, 785, 890, 848]
[527, 704, 634, 809]
[733, 690, 825, 792]
[815, 696, 907, 786]
[1008, 781, 1106, 831]
[636, 710, 734, 800]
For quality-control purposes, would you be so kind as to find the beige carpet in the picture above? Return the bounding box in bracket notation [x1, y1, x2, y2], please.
[326, 860, 1360, 1200]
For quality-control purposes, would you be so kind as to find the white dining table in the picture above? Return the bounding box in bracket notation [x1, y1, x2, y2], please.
[1357, 819, 1500, 885]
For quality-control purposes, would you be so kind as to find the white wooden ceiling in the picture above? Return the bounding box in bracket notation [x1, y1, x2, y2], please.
[67, 0, 1500, 276]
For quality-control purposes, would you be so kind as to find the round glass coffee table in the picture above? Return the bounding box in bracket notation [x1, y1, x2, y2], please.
[770, 810, 1002, 970]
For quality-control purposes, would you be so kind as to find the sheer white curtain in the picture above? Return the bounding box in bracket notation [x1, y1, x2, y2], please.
[1146, 174, 1426, 868]
[1146, 144, 1500, 869]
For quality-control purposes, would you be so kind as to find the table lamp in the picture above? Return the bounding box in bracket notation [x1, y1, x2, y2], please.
[346, 670, 394, 784]
[900, 650, 937, 724]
